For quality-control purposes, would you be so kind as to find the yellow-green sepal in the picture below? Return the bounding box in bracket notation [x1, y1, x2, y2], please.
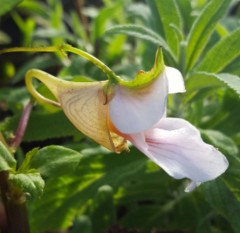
[115, 48, 165, 88]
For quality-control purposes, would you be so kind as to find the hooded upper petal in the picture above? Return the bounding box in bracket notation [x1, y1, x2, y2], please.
[109, 71, 168, 134]
[129, 117, 228, 191]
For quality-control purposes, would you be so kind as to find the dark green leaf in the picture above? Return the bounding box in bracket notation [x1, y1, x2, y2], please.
[203, 179, 240, 233]
[88, 185, 115, 233]
[29, 149, 147, 232]
[71, 216, 92, 233]
[0, 141, 16, 172]
[223, 154, 240, 201]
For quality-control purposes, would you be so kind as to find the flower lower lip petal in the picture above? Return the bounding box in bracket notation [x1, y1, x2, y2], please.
[129, 117, 229, 191]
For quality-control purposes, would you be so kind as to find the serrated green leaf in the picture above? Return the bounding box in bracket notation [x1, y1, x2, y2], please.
[0, 141, 16, 172]
[153, 0, 182, 56]
[187, 72, 240, 96]
[105, 24, 175, 60]
[186, 0, 231, 71]
[212, 73, 240, 95]
[0, 0, 23, 16]
[203, 179, 240, 233]
[196, 29, 240, 73]
[9, 172, 44, 199]
[29, 145, 82, 178]
[186, 72, 223, 92]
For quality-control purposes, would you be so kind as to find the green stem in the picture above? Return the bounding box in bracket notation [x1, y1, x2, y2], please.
[0, 44, 119, 83]
[0, 171, 30, 233]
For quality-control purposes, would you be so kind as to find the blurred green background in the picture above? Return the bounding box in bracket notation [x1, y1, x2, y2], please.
[1, 0, 240, 233]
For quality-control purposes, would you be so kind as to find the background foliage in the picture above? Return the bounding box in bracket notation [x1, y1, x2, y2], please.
[0, 0, 240, 233]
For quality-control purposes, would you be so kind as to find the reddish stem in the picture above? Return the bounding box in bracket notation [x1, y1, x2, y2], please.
[9, 101, 33, 150]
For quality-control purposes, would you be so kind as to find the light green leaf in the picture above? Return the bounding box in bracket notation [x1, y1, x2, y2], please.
[153, 0, 182, 56]
[105, 24, 175, 60]
[186, 0, 230, 71]
[0, 0, 23, 16]
[29, 145, 82, 178]
[9, 172, 45, 199]
[0, 141, 16, 172]
[196, 29, 240, 73]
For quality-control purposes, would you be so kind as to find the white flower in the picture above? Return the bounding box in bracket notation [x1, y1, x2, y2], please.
[109, 66, 228, 191]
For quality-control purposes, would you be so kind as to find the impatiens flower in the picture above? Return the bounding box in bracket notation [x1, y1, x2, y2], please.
[25, 47, 228, 191]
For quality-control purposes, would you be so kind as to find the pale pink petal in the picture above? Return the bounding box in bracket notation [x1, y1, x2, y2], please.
[129, 118, 228, 191]
[165, 67, 185, 94]
[109, 73, 168, 134]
